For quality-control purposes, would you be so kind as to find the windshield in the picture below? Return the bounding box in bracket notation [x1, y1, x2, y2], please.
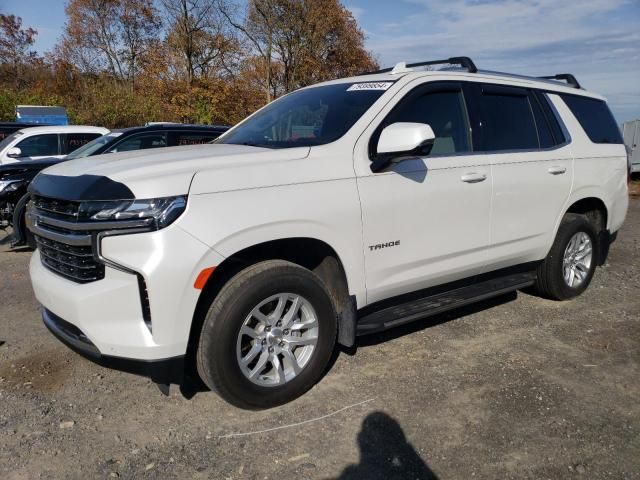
[0, 132, 23, 152]
[66, 132, 121, 159]
[217, 82, 392, 149]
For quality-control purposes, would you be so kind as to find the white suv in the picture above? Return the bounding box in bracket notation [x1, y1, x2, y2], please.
[26, 57, 628, 409]
[0, 125, 109, 164]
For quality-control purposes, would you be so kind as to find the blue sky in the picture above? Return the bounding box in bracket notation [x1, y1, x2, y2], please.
[2, 0, 639, 122]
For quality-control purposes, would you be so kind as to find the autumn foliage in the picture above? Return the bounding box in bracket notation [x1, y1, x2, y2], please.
[0, 0, 377, 128]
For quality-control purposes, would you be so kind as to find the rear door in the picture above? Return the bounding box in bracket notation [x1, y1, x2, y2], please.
[464, 83, 573, 270]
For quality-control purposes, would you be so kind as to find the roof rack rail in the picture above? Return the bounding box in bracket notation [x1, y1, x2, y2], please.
[364, 56, 478, 75]
[538, 73, 581, 89]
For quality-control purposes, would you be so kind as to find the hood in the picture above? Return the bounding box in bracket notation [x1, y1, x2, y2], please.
[29, 144, 310, 201]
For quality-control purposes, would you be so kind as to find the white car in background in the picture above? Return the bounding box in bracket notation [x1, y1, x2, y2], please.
[622, 119, 639, 174]
[0, 125, 109, 165]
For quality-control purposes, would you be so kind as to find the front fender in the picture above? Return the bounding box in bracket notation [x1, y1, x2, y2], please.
[179, 180, 366, 305]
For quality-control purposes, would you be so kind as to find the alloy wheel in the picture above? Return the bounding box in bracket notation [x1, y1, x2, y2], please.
[236, 293, 319, 387]
[562, 231, 593, 288]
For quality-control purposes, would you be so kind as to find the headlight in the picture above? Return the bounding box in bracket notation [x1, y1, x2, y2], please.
[0, 180, 24, 194]
[80, 196, 187, 230]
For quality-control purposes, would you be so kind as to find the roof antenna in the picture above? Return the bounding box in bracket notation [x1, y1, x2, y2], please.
[390, 62, 413, 75]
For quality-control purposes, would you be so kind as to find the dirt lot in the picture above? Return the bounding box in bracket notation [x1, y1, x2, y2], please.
[1, 201, 639, 480]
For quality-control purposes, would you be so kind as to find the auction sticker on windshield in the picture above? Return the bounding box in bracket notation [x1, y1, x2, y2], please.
[347, 82, 394, 91]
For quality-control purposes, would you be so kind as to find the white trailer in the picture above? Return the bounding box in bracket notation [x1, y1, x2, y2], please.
[622, 119, 640, 173]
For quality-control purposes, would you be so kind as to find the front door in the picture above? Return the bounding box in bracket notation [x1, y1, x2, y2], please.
[354, 81, 493, 304]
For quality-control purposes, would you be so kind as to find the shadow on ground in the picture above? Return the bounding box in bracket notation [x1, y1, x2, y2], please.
[333, 411, 438, 480]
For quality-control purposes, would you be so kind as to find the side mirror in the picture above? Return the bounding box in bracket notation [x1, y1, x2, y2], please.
[6, 147, 22, 158]
[371, 122, 435, 172]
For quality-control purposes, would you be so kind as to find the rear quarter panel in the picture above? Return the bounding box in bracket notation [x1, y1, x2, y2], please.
[549, 94, 628, 236]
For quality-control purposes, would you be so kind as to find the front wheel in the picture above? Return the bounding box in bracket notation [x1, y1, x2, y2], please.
[197, 260, 337, 409]
[11, 193, 36, 249]
[534, 214, 598, 300]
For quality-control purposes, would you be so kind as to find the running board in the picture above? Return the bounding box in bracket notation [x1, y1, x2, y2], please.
[356, 270, 536, 335]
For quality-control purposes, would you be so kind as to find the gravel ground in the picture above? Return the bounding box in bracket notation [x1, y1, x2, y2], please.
[1, 200, 639, 480]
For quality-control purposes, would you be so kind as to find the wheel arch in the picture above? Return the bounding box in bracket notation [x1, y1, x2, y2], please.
[184, 237, 357, 380]
[564, 197, 608, 232]
[553, 194, 610, 266]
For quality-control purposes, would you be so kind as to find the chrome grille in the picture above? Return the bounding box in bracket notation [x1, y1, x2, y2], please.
[32, 195, 81, 220]
[35, 235, 104, 283]
[28, 195, 105, 283]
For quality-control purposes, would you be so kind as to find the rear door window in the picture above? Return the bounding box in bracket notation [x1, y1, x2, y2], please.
[108, 132, 168, 153]
[15, 134, 60, 157]
[477, 85, 539, 151]
[62, 133, 103, 154]
[530, 94, 556, 149]
[533, 92, 566, 147]
[560, 94, 623, 144]
[169, 131, 221, 147]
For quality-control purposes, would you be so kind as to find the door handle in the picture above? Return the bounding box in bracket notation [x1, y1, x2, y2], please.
[548, 165, 567, 175]
[461, 172, 487, 183]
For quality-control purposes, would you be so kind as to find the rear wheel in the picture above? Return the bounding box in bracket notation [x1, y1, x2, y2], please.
[197, 260, 337, 409]
[534, 214, 598, 300]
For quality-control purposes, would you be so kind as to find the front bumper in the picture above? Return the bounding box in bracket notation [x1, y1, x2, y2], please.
[29, 223, 225, 361]
[43, 308, 185, 384]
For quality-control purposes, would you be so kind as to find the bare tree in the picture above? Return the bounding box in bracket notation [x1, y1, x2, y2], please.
[62, 0, 161, 88]
[221, 0, 377, 101]
[220, 0, 279, 102]
[0, 14, 38, 87]
[161, 0, 234, 85]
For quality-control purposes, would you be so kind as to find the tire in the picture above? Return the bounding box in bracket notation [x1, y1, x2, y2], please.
[11, 193, 36, 249]
[197, 260, 337, 409]
[534, 214, 598, 300]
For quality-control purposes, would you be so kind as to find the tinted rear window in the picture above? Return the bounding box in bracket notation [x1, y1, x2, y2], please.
[173, 132, 220, 146]
[479, 88, 539, 151]
[535, 92, 566, 146]
[63, 133, 103, 154]
[560, 94, 622, 144]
